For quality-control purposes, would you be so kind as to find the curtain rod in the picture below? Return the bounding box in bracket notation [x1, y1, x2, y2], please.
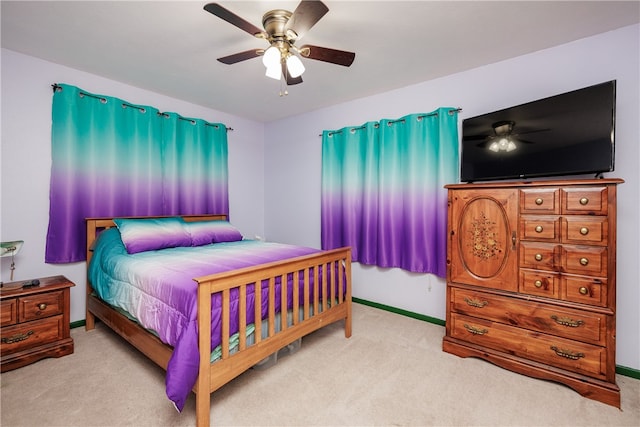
[319, 107, 463, 137]
[51, 84, 234, 132]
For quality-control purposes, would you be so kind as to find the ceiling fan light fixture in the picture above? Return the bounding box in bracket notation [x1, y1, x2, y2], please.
[265, 64, 281, 80]
[286, 54, 305, 78]
[489, 137, 517, 152]
[262, 45, 281, 69]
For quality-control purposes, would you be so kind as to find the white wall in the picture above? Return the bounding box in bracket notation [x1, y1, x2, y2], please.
[264, 24, 640, 370]
[0, 48, 267, 323]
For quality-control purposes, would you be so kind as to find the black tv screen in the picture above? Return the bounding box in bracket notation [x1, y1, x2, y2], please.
[460, 81, 616, 182]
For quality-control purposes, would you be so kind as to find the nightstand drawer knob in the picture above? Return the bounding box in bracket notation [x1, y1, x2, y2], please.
[579, 286, 589, 295]
[535, 198, 543, 205]
[535, 253, 543, 261]
[580, 257, 589, 266]
[580, 227, 589, 235]
[38, 303, 47, 311]
[535, 225, 543, 233]
[580, 197, 589, 205]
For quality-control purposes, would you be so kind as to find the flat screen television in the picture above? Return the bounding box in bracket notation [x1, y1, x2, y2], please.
[460, 80, 616, 182]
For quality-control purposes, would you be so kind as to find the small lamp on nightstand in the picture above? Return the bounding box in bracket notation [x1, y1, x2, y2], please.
[1, 240, 24, 282]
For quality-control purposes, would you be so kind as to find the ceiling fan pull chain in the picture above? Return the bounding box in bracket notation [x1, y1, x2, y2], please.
[280, 66, 289, 97]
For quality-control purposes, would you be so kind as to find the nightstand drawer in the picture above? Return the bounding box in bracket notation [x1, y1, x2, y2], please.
[1, 299, 17, 327]
[0, 316, 64, 356]
[449, 313, 607, 379]
[18, 290, 64, 322]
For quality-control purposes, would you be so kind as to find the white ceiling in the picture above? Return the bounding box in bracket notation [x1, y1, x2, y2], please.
[2, 1, 639, 122]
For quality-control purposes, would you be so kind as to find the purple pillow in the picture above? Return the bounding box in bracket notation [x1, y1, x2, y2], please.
[114, 217, 192, 254]
[186, 220, 243, 246]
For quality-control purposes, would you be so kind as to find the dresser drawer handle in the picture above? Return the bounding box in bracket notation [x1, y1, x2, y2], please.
[38, 303, 48, 311]
[534, 280, 543, 288]
[535, 225, 543, 233]
[579, 286, 590, 296]
[535, 253, 543, 261]
[464, 297, 488, 308]
[550, 346, 585, 360]
[1, 330, 34, 344]
[551, 315, 585, 328]
[463, 324, 488, 335]
[535, 198, 543, 205]
[580, 197, 589, 205]
[580, 257, 589, 266]
[580, 227, 589, 235]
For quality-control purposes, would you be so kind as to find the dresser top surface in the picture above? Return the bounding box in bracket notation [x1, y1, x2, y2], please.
[446, 178, 624, 190]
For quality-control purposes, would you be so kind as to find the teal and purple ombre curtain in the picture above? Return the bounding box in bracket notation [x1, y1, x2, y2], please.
[321, 108, 459, 278]
[45, 84, 229, 263]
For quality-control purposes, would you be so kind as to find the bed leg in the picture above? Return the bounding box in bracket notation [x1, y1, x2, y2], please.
[195, 391, 210, 427]
[85, 308, 95, 331]
[345, 307, 352, 338]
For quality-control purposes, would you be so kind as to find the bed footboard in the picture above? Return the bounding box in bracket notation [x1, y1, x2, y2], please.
[194, 247, 352, 427]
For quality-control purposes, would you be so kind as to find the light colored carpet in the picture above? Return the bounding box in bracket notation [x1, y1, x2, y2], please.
[1, 303, 638, 426]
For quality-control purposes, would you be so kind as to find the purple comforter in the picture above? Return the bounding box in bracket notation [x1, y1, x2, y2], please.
[88, 228, 323, 411]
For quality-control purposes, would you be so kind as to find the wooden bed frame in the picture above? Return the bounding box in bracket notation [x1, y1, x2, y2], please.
[85, 215, 352, 427]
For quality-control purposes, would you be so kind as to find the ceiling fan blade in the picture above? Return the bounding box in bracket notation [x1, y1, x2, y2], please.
[284, 1, 329, 40]
[299, 45, 355, 67]
[282, 62, 303, 85]
[204, 3, 266, 38]
[464, 134, 491, 141]
[515, 128, 551, 136]
[217, 49, 262, 65]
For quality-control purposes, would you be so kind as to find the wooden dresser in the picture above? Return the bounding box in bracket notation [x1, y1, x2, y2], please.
[1, 275, 74, 372]
[443, 178, 623, 407]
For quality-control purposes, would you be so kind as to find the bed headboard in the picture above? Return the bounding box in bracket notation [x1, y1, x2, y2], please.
[85, 214, 228, 265]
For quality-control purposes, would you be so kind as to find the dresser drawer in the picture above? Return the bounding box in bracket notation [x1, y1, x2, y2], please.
[449, 313, 608, 379]
[0, 315, 65, 356]
[519, 269, 560, 298]
[18, 290, 64, 322]
[520, 242, 557, 271]
[450, 288, 607, 345]
[520, 188, 559, 214]
[562, 216, 608, 246]
[563, 275, 608, 307]
[563, 246, 607, 276]
[1, 299, 17, 327]
[562, 186, 607, 215]
[520, 216, 560, 241]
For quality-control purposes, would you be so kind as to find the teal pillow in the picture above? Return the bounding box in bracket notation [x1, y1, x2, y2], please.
[186, 220, 243, 246]
[114, 217, 192, 254]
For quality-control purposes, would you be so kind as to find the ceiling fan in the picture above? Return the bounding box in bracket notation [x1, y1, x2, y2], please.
[203, 1, 355, 88]
[466, 121, 548, 152]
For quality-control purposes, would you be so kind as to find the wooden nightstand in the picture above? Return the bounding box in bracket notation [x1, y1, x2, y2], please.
[1, 275, 74, 372]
